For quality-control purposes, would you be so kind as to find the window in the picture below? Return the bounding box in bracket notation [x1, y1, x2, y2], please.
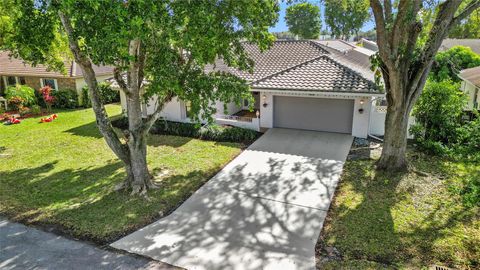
[6, 76, 16, 86]
[41, 78, 58, 90]
[18, 77, 26, 85]
[185, 101, 193, 118]
[243, 99, 250, 107]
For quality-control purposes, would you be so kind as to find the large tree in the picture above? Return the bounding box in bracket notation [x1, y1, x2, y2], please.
[285, 2, 321, 39]
[324, 0, 370, 40]
[370, 0, 480, 170]
[449, 2, 480, 38]
[6, 0, 278, 195]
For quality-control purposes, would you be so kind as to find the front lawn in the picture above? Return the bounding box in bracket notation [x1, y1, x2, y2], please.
[0, 104, 243, 243]
[317, 150, 479, 269]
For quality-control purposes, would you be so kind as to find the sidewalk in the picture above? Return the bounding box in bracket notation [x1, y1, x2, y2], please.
[0, 217, 179, 270]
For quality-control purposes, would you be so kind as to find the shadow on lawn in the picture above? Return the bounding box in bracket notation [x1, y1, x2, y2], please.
[65, 119, 194, 148]
[319, 158, 478, 268]
[0, 156, 232, 245]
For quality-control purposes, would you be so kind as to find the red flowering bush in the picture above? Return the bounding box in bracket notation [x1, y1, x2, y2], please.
[39, 86, 55, 112]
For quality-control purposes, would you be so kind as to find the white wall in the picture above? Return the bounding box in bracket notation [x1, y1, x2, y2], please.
[352, 97, 372, 138]
[258, 90, 374, 138]
[369, 105, 415, 139]
[462, 81, 479, 111]
[75, 75, 113, 105]
[215, 101, 242, 116]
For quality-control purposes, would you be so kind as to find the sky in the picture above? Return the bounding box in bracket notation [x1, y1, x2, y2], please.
[269, 1, 375, 33]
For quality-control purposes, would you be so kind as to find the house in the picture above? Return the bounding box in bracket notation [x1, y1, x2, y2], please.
[119, 40, 385, 138]
[440, 39, 480, 55]
[459, 66, 480, 112]
[0, 51, 114, 104]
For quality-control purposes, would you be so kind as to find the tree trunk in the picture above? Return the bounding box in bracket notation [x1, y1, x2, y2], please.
[121, 86, 155, 194]
[377, 102, 410, 171]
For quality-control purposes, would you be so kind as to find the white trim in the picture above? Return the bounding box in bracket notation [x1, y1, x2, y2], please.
[3, 75, 19, 87]
[251, 88, 384, 98]
[40, 78, 59, 91]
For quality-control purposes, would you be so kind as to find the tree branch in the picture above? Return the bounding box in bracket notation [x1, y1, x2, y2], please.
[370, 0, 392, 67]
[142, 92, 174, 134]
[58, 11, 130, 163]
[384, 0, 392, 22]
[451, 0, 480, 26]
[113, 67, 129, 95]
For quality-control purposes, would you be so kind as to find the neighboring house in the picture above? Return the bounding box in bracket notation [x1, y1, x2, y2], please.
[440, 39, 480, 54]
[459, 66, 480, 112]
[358, 38, 379, 52]
[0, 51, 114, 104]
[119, 40, 385, 139]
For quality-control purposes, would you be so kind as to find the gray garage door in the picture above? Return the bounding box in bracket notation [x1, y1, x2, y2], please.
[273, 96, 354, 133]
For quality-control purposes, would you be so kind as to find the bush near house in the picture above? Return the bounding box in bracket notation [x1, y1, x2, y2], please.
[112, 117, 260, 143]
[5, 84, 37, 107]
[430, 46, 480, 82]
[52, 89, 79, 109]
[411, 80, 480, 208]
[82, 82, 120, 107]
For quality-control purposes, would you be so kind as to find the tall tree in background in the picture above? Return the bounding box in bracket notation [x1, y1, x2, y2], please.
[285, 2, 321, 39]
[324, 0, 370, 40]
[370, 0, 480, 170]
[6, 0, 278, 195]
[449, 2, 480, 38]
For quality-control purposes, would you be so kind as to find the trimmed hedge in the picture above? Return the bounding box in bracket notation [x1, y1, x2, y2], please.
[52, 89, 79, 109]
[82, 82, 120, 107]
[112, 117, 260, 143]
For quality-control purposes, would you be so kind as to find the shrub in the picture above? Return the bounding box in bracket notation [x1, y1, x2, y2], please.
[411, 80, 466, 145]
[430, 46, 480, 82]
[7, 96, 25, 111]
[52, 89, 78, 109]
[452, 115, 480, 161]
[18, 106, 30, 116]
[112, 117, 260, 143]
[82, 82, 119, 107]
[30, 105, 41, 115]
[39, 86, 55, 112]
[5, 84, 36, 106]
[449, 169, 480, 208]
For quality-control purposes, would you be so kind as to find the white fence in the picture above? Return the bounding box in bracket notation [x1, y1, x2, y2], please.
[215, 114, 260, 131]
[369, 106, 415, 139]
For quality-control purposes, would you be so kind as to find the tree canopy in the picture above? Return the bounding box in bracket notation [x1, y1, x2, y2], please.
[431, 46, 480, 82]
[285, 2, 321, 39]
[5, 0, 279, 194]
[323, 0, 370, 40]
[449, 2, 480, 38]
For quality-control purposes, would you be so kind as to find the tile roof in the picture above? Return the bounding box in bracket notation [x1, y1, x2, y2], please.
[459, 66, 480, 88]
[251, 55, 378, 93]
[0, 51, 114, 78]
[208, 40, 328, 81]
[209, 40, 379, 94]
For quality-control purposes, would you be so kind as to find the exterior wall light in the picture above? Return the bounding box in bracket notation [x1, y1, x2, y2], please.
[262, 94, 268, 108]
[256, 110, 260, 118]
[358, 99, 365, 114]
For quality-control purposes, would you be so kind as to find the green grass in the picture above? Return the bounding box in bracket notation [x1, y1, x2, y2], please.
[0, 104, 243, 243]
[318, 151, 480, 270]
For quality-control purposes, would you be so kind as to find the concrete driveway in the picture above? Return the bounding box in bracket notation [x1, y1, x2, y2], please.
[111, 128, 353, 270]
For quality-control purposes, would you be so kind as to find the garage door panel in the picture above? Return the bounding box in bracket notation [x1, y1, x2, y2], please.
[273, 96, 353, 133]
